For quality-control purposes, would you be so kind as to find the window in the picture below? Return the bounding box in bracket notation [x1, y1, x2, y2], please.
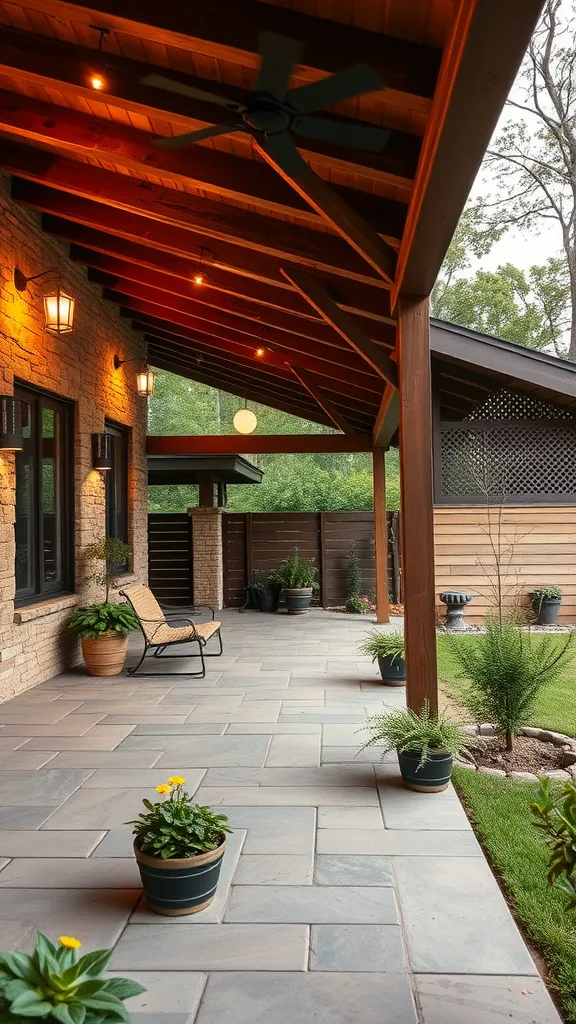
[15, 385, 73, 604]
[105, 421, 129, 566]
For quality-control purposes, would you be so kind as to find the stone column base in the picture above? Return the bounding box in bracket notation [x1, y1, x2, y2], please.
[188, 507, 225, 610]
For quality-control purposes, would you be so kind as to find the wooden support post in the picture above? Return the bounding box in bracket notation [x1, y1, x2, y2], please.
[397, 296, 438, 713]
[198, 474, 216, 507]
[373, 449, 389, 624]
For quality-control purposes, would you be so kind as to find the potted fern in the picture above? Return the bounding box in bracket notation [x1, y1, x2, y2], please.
[274, 550, 318, 614]
[530, 585, 562, 625]
[129, 776, 232, 916]
[67, 537, 138, 676]
[359, 629, 405, 685]
[359, 701, 472, 792]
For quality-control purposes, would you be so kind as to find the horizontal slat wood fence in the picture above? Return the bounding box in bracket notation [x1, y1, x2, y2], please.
[147, 513, 193, 606]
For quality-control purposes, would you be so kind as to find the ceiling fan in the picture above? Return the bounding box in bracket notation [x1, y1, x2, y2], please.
[141, 31, 390, 161]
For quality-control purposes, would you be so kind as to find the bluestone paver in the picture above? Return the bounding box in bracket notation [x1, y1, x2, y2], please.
[415, 974, 563, 1023]
[315, 854, 393, 886]
[225, 884, 397, 923]
[310, 924, 405, 972]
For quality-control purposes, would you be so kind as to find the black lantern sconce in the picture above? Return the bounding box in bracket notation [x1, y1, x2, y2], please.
[113, 355, 155, 397]
[92, 432, 113, 471]
[0, 397, 23, 451]
[14, 267, 76, 334]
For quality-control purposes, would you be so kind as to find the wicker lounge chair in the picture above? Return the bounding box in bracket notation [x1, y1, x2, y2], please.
[120, 584, 222, 678]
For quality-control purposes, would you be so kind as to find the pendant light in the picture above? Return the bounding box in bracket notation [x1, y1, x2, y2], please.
[88, 26, 110, 92]
[233, 398, 257, 435]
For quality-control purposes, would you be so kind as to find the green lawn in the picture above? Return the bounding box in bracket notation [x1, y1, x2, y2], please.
[454, 768, 576, 1022]
[437, 633, 576, 737]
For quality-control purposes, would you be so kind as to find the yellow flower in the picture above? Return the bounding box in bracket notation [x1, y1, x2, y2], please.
[168, 776, 186, 786]
[156, 784, 171, 795]
[59, 936, 82, 949]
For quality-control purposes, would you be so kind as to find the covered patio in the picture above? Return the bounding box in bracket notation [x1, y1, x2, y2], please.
[0, 610, 562, 1023]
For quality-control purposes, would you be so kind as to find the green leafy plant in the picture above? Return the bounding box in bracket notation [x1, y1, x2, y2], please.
[345, 545, 370, 613]
[252, 571, 281, 595]
[358, 630, 404, 664]
[448, 619, 576, 751]
[358, 699, 472, 770]
[530, 777, 576, 911]
[67, 603, 138, 640]
[83, 538, 132, 603]
[0, 931, 144, 1023]
[531, 585, 563, 612]
[346, 596, 371, 614]
[128, 777, 232, 860]
[273, 550, 318, 590]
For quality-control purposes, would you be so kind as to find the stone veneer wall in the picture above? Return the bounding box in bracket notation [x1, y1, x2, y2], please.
[189, 507, 224, 610]
[0, 171, 148, 699]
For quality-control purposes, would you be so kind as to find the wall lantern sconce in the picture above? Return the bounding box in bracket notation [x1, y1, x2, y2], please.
[233, 398, 258, 435]
[114, 355, 155, 397]
[92, 432, 113, 471]
[0, 396, 23, 451]
[14, 268, 76, 334]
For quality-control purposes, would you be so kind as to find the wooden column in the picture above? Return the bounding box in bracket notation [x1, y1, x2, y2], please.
[198, 474, 216, 507]
[373, 449, 389, 624]
[397, 296, 438, 713]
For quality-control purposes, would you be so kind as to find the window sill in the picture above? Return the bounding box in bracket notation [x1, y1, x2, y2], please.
[113, 573, 139, 589]
[14, 594, 79, 625]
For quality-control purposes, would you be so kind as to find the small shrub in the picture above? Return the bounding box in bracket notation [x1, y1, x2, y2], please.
[359, 629, 404, 664]
[274, 550, 318, 590]
[346, 595, 371, 614]
[128, 776, 232, 859]
[67, 602, 138, 639]
[530, 777, 576, 911]
[83, 537, 132, 602]
[448, 619, 576, 750]
[0, 931, 144, 1022]
[358, 699, 471, 770]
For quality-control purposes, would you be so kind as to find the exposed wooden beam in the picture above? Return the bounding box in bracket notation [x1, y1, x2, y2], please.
[373, 385, 400, 448]
[1, 142, 384, 284]
[282, 268, 398, 386]
[289, 367, 358, 434]
[6, 2, 440, 100]
[394, 0, 544, 298]
[0, 26, 419, 191]
[0, 88, 406, 239]
[259, 135, 396, 284]
[397, 296, 438, 713]
[373, 450, 390, 624]
[147, 435, 373, 456]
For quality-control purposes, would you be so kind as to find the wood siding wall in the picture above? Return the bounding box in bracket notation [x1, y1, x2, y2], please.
[434, 505, 576, 623]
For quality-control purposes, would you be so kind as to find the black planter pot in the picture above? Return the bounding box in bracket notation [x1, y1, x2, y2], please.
[377, 655, 406, 686]
[397, 749, 453, 793]
[534, 598, 561, 626]
[256, 585, 281, 614]
[134, 837, 227, 916]
[284, 588, 313, 614]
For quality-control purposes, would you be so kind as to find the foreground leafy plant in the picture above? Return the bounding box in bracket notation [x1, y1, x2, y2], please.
[0, 932, 144, 1023]
[128, 777, 232, 859]
[358, 630, 404, 664]
[448, 619, 575, 750]
[358, 699, 472, 770]
[531, 777, 576, 911]
[67, 603, 138, 640]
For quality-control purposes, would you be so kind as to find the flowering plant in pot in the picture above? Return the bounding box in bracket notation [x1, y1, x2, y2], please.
[358, 629, 405, 685]
[530, 585, 562, 626]
[274, 550, 318, 614]
[0, 930, 144, 1022]
[358, 701, 472, 792]
[128, 776, 232, 916]
[67, 538, 137, 676]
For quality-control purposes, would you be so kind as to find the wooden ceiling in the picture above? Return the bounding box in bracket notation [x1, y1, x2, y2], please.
[0, 0, 543, 438]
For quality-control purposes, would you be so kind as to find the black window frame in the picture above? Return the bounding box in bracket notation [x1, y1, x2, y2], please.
[14, 383, 74, 606]
[104, 419, 130, 570]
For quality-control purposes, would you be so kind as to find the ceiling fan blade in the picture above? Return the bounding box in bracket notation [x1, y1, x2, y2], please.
[286, 65, 384, 114]
[156, 124, 238, 148]
[293, 115, 391, 152]
[256, 31, 304, 101]
[141, 73, 243, 110]
[260, 130, 311, 178]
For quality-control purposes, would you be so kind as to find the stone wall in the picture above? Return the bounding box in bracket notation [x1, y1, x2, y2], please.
[0, 171, 148, 699]
[189, 507, 224, 610]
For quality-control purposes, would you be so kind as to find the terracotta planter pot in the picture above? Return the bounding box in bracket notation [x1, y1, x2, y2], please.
[81, 632, 128, 676]
[134, 836, 227, 916]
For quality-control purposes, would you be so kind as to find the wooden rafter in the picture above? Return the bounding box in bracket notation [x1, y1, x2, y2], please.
[281, 268, 398, 386]
[288, 366, 360, 434]
[373, 385, 400, 448]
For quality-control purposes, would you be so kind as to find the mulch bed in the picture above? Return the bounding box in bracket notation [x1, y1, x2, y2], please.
[468, 735, 565, 774]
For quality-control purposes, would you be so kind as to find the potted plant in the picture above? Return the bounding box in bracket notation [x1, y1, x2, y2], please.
[67, 537, 138, 676]
[359, 629, 405, 685]
[358, 700, 472, 792]
[128, 776, 232, 916]
[253, 571, 282, 614]
[531, 585, 563, 626]
[274, 550, 318, 614]
[0, 930, 144, 1021]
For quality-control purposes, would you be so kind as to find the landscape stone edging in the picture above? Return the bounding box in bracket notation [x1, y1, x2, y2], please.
[456, 725, 576, 782]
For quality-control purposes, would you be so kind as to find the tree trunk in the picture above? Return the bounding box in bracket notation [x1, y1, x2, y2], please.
[567, 250, 576, 361]
[505, 730, 513, 752]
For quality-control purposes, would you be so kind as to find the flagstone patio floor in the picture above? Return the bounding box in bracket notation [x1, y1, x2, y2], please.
[0, 609, 562, 1023]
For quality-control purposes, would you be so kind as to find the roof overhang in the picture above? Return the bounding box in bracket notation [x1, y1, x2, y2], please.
[147, 454, 263, 485]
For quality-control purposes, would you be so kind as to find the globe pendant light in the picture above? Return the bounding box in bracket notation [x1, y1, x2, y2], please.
[233, 399, 257, 435]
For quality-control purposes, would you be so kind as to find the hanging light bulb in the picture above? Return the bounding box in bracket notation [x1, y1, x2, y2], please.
[233, 398, 257, 435]
[43, 284, 75, 334]
[194, 272, 204, 286]
[193, 246, 211, 286]
[88, 26, 110, 92]
[90, 73, 106, 91]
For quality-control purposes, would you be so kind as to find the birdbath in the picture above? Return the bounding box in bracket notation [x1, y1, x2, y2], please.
[439, 591, 473, 632]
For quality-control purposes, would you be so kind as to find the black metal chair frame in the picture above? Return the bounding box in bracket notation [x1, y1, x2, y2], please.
[120, 591, 223, 678]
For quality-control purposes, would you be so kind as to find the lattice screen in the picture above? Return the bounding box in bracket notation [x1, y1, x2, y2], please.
[438, 389, 576, 503]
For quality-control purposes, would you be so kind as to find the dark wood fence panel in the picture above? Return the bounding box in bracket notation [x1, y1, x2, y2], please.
[322, 512, 376, 607]
[148, 513, 193, 606]
[222, 513, 247, 609]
